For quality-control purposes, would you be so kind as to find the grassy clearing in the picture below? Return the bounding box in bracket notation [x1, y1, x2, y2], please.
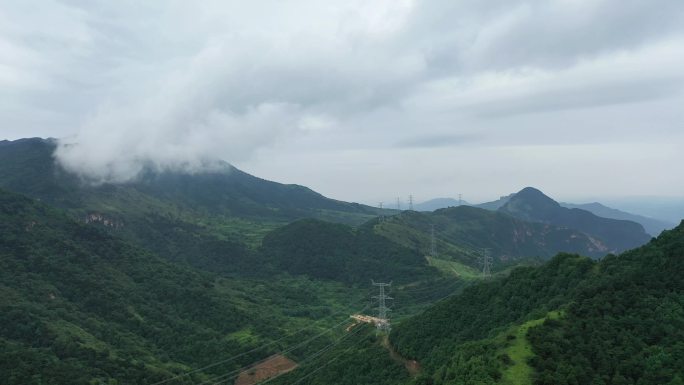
[499, 311, 562, 385]
[426, 256, 481, 280]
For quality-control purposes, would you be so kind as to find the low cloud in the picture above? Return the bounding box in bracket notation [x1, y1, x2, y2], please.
[2, 0, 684, 196]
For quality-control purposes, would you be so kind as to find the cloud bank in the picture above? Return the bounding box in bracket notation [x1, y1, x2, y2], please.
[1, 0, 684, 197]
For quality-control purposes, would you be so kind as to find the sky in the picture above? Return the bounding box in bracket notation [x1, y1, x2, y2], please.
[1, 0, 683, 204]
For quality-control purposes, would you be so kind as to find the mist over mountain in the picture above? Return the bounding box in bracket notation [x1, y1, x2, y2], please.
[2, 1, 684, 383]
[413, 198, 469, 212]
[600, 197, 684, 225]
[0, 135, 680, 385]
[0, 138, 381, 223]
[560, 201, 674, 236]
[474, 193, 515, 211]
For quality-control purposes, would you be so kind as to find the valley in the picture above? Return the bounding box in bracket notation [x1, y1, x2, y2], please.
[0, 138, 682, 385]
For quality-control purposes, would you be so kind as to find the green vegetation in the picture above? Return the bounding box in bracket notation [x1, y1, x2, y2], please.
[377, 224, 684, 385]
[1, 137, 678, 385]
[260, 219, 437, 285]
[499, 187, 651, 252]
[425, 256, 481, 280]
[528, 225, 684, 384]
[374, 206, 608, 270]
[390, 253, 595, 369]
[0, 189, 373, 384]
[499, 311, 561, 384]
[0, 188, 460, 384]
[269, 325, 411, 385]
[0, 138, 387, 277]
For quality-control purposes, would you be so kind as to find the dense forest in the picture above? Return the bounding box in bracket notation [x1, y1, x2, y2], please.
[1, 139, 681, 385]
[384, 223, 684, 385]
[0, 189, 378, 384]
[260, 218, 436, 284]
[260, 223, 684, 385]
[0, 188, 459, 384]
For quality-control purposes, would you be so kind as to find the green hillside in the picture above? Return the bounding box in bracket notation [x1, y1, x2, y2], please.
[373, 206, 611, 267]
[260, 219, 436, 284]
[0, 138, 382, 224]
[0, 138, 389, 275]
[500, 187, 651, 253]
[274, 223, 683, 385]
[386, 222, 684, 385]
[0, 188, 467, 384]
[0, 189, 377, 384]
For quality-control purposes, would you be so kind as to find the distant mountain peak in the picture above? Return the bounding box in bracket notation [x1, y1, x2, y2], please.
[514, 187, 559, 204]
[500, 187, 560, 221]
[499, 187, 650, 253]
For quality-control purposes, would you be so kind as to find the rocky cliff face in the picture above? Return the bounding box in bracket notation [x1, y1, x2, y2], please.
[85, 213, 124, 229]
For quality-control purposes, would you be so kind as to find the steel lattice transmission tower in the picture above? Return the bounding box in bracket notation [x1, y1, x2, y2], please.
[479, 248, 493, 279]
[408, 195, 414, 211]
[371, 280, 392, 332]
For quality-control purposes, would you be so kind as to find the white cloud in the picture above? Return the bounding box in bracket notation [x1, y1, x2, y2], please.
[0, 0, 683, 198]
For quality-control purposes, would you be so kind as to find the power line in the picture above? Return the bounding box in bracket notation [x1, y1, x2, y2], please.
[198, 305, 370, 385]
[255, 326, 365, 385]
[371, 280, 392, 333]
[286, 343, 359, 385]
[151, 298, 371, 385]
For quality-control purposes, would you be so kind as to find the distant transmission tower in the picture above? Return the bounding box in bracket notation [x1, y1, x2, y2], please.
[408, 195, 414, 211]
[479, 248, 493, 279]
[458, 194, 463, 206]
[378, 202, 384, 222]
[430, 224, 436, 257]
[396, 197, 401, 211]
[371, 280, 392, 333]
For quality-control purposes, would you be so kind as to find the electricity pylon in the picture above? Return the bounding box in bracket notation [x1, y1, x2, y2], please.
[480, 248, 492, 279]
[371, 280, 392, 333]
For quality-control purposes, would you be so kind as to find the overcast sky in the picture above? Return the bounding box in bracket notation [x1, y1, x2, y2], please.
[1, 0, 683, 203]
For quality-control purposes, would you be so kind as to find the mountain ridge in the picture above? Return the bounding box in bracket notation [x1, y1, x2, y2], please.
[560, 201, 674, 236]
[499, 187, 650, 253]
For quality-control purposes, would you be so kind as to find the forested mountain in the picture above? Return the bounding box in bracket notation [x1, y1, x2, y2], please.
[0, 138, 381, 223]
[475, 189, 666, 239]
[499, 187, 651, 253]
[1, 136, 677, 385]
[0, 187, 469, 385]
[278, 222, 683, 385]
[413, 198, 469, 212]
[475, 193, 515, 211]
[374, 205, 612, 266]
[0, 188, 389, 384]
[260, 219, 436, 284]
[385, 221, 684, 385]
[0, 138, 388, 274]
[560, 201, 674, 236]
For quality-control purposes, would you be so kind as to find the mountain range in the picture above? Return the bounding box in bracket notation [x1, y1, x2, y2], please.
[0, 138, 648, 271]
[560, 201, 674, 236]
[417, 190, 674, 236]
[1, 136, 680, 384]
[499, 187, 651, 252]
[412, 198, 470, 212]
